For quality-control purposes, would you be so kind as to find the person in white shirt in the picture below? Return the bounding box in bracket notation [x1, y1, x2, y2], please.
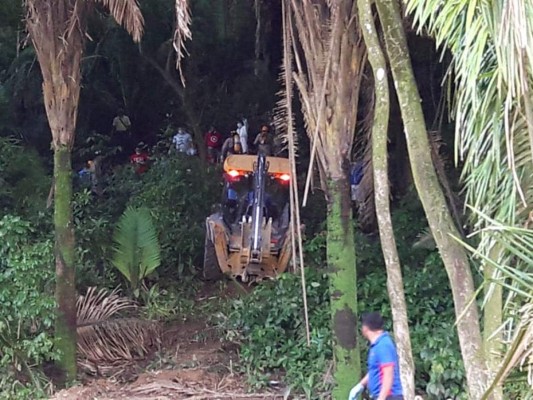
[236, 121, 248, 153]
[112, 109, 131, 133]
[172, 127, 193, 154]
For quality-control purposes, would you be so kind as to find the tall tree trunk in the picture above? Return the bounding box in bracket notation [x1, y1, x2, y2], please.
[53, 145, 77, 383]
[283, 2, 365, 396]
[327, 178, 361, 399]
[26, 0, 86, 383]
[358, 0, 415, 397]
[375, 1, 491, 398]
[484, 248, 503, 399]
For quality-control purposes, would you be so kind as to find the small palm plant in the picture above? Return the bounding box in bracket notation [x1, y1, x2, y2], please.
[111, 207, 161, 292]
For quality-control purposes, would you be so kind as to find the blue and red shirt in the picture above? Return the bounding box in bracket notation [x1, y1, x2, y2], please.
[367, 332, 403, 398]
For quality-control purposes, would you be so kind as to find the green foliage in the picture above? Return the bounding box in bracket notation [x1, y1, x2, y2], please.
[140, 282, 197, 321]
[357, 200, 468, 399]
[224, 270, 332, 398]
[111, 207, 161, 291]
[0, 215, 57, 399]
[0, 138, 50, 217]
[358, 251, 466, 399]
[126, 156, 220, 278]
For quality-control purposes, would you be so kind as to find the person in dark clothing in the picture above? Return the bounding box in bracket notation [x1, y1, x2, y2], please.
[221, 131, 243, 161]
[253, 125, 273, 156]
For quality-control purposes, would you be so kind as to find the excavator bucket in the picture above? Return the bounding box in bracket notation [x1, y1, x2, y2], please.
[203, 154, 292, 282]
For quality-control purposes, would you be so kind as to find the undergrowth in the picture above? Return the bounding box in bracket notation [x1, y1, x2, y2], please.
[222, 270, 332, 398]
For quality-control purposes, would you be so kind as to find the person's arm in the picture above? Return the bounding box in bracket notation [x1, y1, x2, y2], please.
[377, 364, 394, 400]
[360, 373, 369, 387]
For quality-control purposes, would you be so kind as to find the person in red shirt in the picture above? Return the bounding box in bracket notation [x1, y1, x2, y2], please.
[204, 126, 223, 164]
[130, 146, 149, 174]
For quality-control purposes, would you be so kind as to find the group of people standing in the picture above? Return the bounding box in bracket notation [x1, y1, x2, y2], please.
[205, 120, 275, 164]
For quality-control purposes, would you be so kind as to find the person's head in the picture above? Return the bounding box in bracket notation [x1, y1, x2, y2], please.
[178, 127, 184, 134]
[135, 147, 141, 154]
[361, 312, 384, 341]
[237, 122, 243, 128]
[118, 108, 124, 116]
[209, 125, 215, 132]
[261, 125, 269, 134]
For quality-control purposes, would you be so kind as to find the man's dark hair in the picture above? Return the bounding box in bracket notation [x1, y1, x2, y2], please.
[362, 312, 384, 331]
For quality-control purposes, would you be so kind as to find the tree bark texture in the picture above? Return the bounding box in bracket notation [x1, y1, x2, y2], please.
[26, 0, 87, 383]
[375, 1, 491, 398]
[327, 179, 361, 399]
[54, 147, 78, 383]
[286, 2, 367, 397]
[483, 247, 503, 399]
[358, 0, 415, 397]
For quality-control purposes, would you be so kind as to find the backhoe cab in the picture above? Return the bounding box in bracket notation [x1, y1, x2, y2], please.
[203, 154, 292, 282]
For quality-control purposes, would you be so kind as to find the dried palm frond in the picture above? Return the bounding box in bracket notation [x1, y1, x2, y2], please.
[77, 287, 160, 364]
[132, 380, 278, 398]
[273, 1, 297, 157]
[172, 0, 192, 82]
[287, 0, 366, 199]
[412, 227, 436, 250]
[355, 71, 377, 231]
[77, 287, 135, 327]
[93, 0, 144, 43]
[78, 317, 160, 362]
[278, 0, 310, 346]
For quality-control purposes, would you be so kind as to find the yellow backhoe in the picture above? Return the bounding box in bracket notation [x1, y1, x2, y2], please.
[203, 153, 292, 282]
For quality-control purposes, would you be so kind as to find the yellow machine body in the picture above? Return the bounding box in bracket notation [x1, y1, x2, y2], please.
[204, 154, 292, 282]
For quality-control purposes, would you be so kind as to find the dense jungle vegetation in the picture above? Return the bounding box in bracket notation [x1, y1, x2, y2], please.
[1, 1, 532, 400]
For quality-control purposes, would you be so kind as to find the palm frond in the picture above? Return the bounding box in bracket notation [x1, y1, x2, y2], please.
[273, 0, 297, 157]
[287, 0, 366, 190]
[111, 207, 161, 290]
[77, 287, 135, 327]
[406, 0, 533, 386]
[76, 287, 160, 363]
[172, 0, 192, 82]
[355, 71, 377, 230]
[412, 227, 436, 250]
[78, 318, 160, 362]
[93, 0, 144, 43]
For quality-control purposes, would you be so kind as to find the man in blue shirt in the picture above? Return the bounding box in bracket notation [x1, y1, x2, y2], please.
[349, 312, 403, 400]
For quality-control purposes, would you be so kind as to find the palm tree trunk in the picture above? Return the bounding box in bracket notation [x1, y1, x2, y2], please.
[358, 0, 415, 397]
[375, 0, 491, 398]
[53, 145, 77, 383]
[484, 248, 503, 399]
[327, 178, 361, 399]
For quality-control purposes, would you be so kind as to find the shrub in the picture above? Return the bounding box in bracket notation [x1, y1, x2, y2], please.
[357, 200, 467, 399]
[127, 155, 220, 279]
[223, 194, 468, 399]
[0, 215, 57, 399]
[111, 207, 161, 292]
[224, 270, 332, 398]
[0, 138, 50, 218]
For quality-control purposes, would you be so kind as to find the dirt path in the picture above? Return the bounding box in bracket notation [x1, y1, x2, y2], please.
[51, 283, 290, 400]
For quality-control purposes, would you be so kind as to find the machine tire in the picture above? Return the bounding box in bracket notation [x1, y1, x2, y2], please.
[203, 234, 223, 280]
